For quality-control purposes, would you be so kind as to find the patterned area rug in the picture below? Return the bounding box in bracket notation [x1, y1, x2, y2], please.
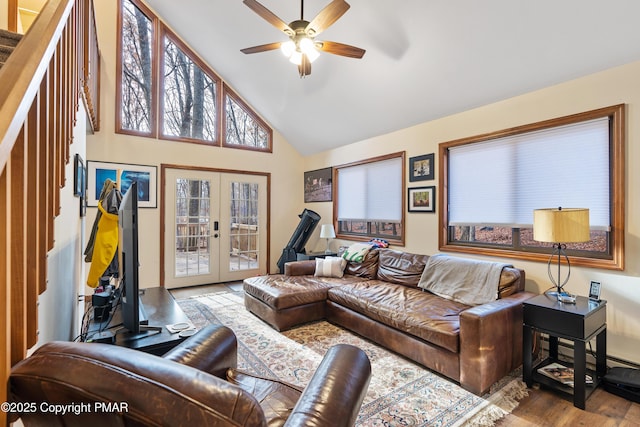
[177, 291, 527, 426]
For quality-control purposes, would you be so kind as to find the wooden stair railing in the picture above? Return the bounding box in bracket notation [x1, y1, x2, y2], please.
[0, 0, 100, 421]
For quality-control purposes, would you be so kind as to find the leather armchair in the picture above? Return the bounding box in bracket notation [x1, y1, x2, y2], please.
[8, 324, 371, 427]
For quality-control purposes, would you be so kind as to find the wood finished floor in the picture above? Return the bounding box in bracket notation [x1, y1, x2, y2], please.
[497, 385, 640, 426]
[171, 282, 640, 426]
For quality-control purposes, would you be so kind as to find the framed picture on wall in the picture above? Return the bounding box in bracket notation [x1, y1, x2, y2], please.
[74, 154, 85, 197]
[304, 167, 333, 202]
[87, 161, 157, 208]
[409, 153, 435, 182]
[408, 186, 436, 213]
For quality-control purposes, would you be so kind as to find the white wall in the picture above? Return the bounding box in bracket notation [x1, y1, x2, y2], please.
[87, 0, 304, 289]
[38, 104, 87, 345]
[304, 61, 640, 365]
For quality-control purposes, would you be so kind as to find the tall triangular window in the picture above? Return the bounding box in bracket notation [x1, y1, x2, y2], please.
[162, 33, 218, 143]
[118, 0, 154, 135]
[117, 0, 271, 152]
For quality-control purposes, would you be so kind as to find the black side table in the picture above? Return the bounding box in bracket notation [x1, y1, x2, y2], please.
[523, 293, 607, 409]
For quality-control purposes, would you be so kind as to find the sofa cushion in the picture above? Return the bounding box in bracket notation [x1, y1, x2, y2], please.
[344, 248, 379, 279]
[375, 249, 429, 287]
[227, 369, 303, 427]
[498, 267, 524, 298]
[328, 281, 468, 353]
[243, 275, 363, 310]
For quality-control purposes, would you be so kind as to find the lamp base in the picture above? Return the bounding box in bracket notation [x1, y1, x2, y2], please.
[324, 238, 332, 254]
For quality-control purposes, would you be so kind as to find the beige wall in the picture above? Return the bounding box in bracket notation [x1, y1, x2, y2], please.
[304, 61, 640, 365]
[87, 0, 304, 289]
[0, 0, 7, 29]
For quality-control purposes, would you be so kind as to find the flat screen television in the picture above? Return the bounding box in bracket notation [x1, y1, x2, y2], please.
[118, 181, 161, 340]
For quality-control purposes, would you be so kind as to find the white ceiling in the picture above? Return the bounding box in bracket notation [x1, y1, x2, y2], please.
[144, 0, 640, 156]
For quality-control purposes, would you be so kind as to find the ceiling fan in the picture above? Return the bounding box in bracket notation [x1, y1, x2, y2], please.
[240, 0, 366, 77]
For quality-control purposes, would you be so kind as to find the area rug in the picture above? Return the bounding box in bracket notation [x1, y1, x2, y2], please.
[176, 291, 527, 426]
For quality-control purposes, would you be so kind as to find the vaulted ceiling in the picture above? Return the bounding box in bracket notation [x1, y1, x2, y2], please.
[144, 0, 640, 155]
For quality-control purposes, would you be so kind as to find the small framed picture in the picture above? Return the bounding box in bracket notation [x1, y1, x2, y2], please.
[409, 153, 434, 182]
[589, 281, 601, 301]
[408, 186, 436, 213]
[74, 154, 85, 197]
[304, 167, 333, 202]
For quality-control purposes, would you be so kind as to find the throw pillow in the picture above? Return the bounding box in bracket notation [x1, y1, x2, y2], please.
[342, 243, 374, 263]
[314, 257, 347, 278]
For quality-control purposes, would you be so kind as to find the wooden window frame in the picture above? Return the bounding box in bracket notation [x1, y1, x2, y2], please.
[438, 104, 625, 270]
[222, 84, 273, 153]
[116, 0, 271, 151]
[116, 0, 157, 138]
[159, 27, 222, 146]
[333, 152, 406, 246]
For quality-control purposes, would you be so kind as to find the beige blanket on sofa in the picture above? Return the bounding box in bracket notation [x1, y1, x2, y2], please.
[417, 254, 512, 305]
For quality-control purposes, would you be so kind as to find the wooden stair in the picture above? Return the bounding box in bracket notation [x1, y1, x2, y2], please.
[0, 29, 22, 69]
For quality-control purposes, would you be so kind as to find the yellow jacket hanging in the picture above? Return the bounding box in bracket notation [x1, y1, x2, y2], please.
[86, 185, 121, 287]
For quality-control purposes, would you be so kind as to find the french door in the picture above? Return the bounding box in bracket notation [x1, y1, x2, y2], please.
[163, 168, 267, 288]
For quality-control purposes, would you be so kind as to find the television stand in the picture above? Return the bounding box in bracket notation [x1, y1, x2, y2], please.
[88, 287, 191, 355]
[138, 298, 149, 325]
[117, 325, 163, 343]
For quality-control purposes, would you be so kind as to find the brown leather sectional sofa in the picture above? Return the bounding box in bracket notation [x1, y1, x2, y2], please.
[244, 248, 536, 395]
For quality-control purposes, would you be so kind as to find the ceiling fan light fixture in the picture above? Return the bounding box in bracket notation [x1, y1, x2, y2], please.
[241, 0, 365, 77]
[289, 50, 303, 65]
[280, 40, 296, 57]
[299, 37, 319, 62]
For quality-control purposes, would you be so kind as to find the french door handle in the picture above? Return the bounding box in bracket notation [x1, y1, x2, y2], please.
[213, 221, 219, 238]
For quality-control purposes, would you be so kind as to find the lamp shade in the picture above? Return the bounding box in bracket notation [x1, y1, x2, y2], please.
[533, 208, 590, 243]
[319, 224, 336, 239]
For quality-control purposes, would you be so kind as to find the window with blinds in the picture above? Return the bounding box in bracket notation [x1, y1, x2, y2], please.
[335, 153, 405, 244]
[440, 105, 625, 270]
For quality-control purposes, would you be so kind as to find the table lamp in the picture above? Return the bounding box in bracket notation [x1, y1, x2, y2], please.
[533, 207, 590, 301]
[319, 224, 336, 254]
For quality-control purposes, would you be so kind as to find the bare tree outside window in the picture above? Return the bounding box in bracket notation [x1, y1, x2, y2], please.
[225, 94, 269, 149]
[163, 37, 217, 141]
[118, 0, 271, 151]
[230, 182, 260, 270]
[175, 179, 211, 276]
[120, 0, 152, 133]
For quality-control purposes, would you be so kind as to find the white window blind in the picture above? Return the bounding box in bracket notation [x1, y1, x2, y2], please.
[448, 117, 610, 229]
[337, 157, 402, 222]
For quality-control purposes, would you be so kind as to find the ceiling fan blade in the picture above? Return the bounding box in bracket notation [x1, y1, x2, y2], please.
[305, 0, 350, 37]
[241, 42, 282, 54]
[318, 41, 365, 58]
[298, 54, 312, 77]
[243, 0, 294, 35]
